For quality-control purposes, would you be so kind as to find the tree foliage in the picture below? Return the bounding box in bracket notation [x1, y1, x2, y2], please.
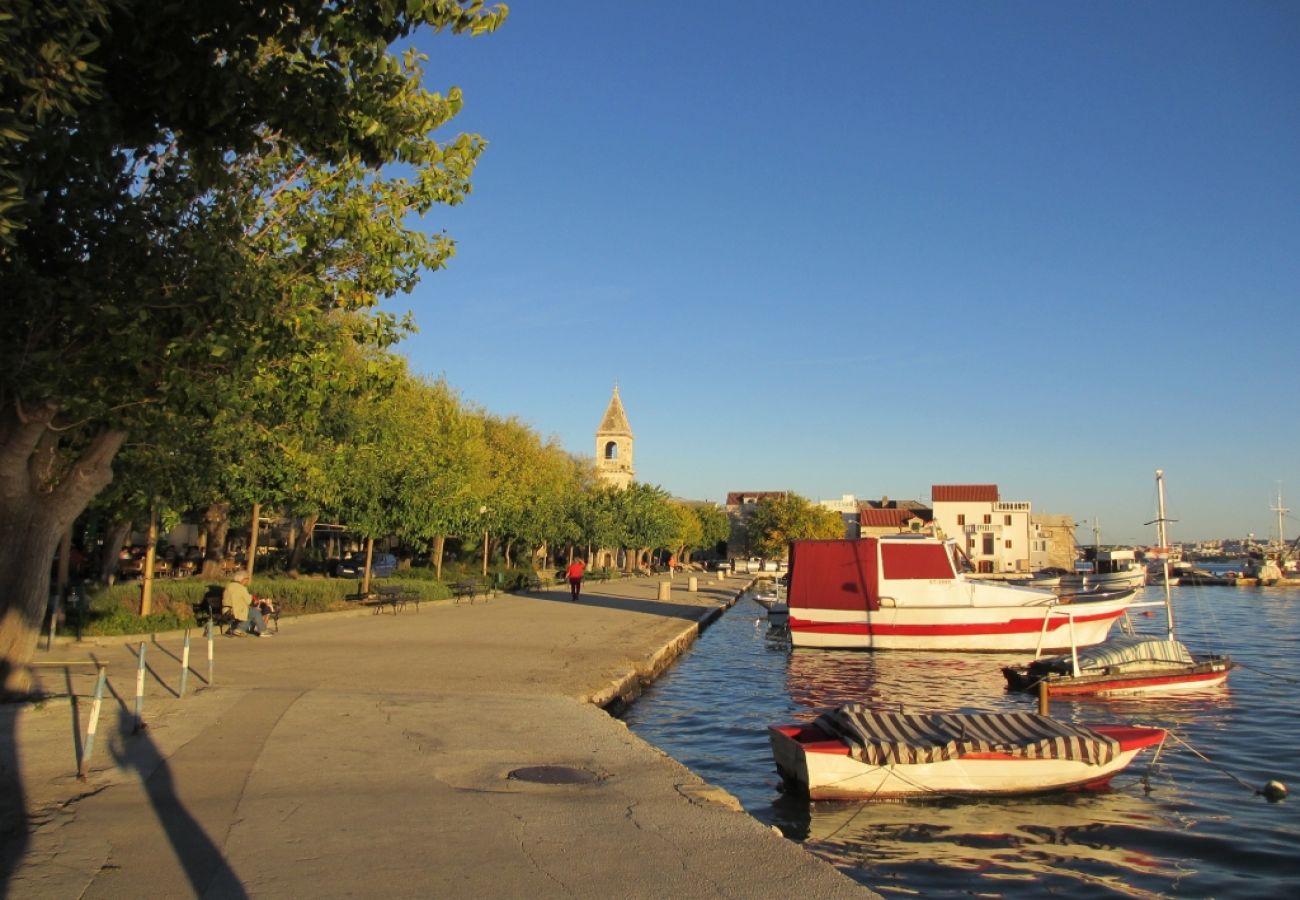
[747, 494, 846, 559]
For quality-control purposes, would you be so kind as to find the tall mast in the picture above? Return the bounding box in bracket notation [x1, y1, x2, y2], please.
[1271, 485, 1288, 548]
[1155, 469, 1175, 639]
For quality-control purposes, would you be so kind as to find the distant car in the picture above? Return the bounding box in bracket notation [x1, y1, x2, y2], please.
[709, 559, 732, 571]
[334, 552, 398, 579]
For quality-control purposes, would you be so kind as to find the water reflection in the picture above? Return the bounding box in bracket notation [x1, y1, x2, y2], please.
[801, 793, 1177, 899]
[785, 648, 1028, 718]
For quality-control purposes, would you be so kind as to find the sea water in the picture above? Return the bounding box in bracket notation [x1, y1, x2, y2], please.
[621, 582, 1300, 898]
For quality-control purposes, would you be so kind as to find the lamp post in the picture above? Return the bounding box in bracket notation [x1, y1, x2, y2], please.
[480, 505, 489, 578]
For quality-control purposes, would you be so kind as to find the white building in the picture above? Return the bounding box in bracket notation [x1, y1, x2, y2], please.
[931, 484, 1032, 574]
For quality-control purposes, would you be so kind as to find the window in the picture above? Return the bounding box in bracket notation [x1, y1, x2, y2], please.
[982, 514, 991, 525]
[1004, 514, 1012, 526]
[982, 534, 994, 555]
[604, 441, 619, 460]
[957, 514, 965, 526]
[1005, 539, 1012, 549]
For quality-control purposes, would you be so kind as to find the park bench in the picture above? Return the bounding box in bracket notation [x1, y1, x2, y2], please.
[372, 585, 420, 614]
[451, 581, 479, 604]
[193, 586, 280, 633]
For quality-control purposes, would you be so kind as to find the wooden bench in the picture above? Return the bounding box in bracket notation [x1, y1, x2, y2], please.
[451, 581, 479, 604]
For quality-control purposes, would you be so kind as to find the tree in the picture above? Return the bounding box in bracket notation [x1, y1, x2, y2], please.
[0, 1, 507, 694]
[748, 494, 846, 560]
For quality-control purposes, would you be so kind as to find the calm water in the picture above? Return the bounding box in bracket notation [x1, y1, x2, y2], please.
[622, 581, 1300, 897]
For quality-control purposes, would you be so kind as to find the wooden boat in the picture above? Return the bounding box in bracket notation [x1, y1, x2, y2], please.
[1002, 470, 1233, 696]
[785, 536, 1137, 652]
[769, 703, 1166, 801]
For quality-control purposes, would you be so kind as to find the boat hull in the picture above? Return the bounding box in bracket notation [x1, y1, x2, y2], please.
[788, 590, 1135, 652]
[769, 722, 1165, 801]
[1003, 658, 1233, 697]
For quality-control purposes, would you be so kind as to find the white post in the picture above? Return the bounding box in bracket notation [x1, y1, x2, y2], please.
[657, 581, 671, 601]
[688, 576, 698, 593]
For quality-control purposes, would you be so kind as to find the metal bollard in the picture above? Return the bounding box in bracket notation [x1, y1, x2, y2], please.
[688, 576, 698, 593]
[179, 630, 191, 698]
[133, 641, 147, 732]
[79, 665, 107, 780]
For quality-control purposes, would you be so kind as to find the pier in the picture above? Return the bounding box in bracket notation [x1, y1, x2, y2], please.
[2, 575, 870, 898]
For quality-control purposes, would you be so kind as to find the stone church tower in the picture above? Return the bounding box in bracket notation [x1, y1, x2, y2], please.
[595, 386, 634, 489]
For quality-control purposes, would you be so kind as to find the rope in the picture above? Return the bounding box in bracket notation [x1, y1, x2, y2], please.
[1234, 661, 1300, 685]
[1162, 730, 1261, 796]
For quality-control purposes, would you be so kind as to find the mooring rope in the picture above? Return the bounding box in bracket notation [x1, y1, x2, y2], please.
[1163, 730, 1263, 796]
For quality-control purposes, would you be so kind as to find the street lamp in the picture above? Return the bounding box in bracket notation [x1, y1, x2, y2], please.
[480, 505, 489, 578]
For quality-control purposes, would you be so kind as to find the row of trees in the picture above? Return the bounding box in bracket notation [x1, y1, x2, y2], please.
[96, 360, 732, 588]
[1, 2, 513, 693]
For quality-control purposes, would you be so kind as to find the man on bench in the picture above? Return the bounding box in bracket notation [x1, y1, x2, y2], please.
[224, 571, 272, 637]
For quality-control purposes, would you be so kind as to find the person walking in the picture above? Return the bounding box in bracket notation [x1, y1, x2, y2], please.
[566, 557, 587, 602]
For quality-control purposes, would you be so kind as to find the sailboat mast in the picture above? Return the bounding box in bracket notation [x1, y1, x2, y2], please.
[1156, 468, 1174, 640]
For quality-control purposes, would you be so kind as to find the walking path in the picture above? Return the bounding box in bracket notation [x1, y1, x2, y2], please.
[2, 573, 872, 898]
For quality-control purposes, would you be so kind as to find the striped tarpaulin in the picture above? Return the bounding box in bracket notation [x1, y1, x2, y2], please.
[815, 704, 1120, 766]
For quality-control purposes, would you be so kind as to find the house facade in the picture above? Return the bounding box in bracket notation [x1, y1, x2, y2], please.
[930, 484, 1032, 574]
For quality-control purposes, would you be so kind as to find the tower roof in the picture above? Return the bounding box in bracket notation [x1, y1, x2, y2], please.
[598, 387, 633, 436]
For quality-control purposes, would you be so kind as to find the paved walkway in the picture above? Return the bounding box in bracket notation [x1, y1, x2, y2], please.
[2, 574, 872, 898]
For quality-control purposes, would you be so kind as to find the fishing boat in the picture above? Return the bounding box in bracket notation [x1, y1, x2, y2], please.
[747, 578, 788, 623]
[1060, 548, 1148, 591]
[769, 703, 1167, 800]
[1002, 469, 1233, 696]
[785, 535, 1137, 652]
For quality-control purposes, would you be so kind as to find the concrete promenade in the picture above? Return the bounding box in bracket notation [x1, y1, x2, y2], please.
[2, 573, 872, 898]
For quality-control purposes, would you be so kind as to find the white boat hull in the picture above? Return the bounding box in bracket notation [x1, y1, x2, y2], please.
[770, 722, 1164, 801]
[788, 590, 1135, 652]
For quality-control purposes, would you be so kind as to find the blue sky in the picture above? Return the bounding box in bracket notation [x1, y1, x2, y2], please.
[390, 1, 1299, 544]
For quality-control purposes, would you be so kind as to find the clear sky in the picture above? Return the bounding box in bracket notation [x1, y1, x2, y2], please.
[391, 1, 1299, 545]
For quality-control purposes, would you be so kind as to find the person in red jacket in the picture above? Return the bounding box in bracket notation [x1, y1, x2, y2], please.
[566, 558, 587, 601]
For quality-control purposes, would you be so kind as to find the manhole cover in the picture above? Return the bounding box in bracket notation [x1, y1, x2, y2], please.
[508, 766, 599, 785]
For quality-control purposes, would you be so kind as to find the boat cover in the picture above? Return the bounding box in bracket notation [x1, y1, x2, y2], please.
[815, 704, 1119, 767]
[1049, 636, 1195, 672]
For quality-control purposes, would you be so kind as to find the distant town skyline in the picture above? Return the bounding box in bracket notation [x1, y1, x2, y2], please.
[390, 3, 1299, 546]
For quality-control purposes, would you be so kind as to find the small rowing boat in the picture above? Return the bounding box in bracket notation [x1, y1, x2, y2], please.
[769, 703, 1166, 801]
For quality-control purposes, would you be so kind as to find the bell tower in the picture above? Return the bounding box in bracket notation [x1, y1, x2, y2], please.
[595, 386, 634, 489]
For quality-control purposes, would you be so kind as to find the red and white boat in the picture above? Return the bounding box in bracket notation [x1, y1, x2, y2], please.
[1002, 470, 1233, 697]
[786, 536, 1137, 652]
[769, 703, 1167, 801]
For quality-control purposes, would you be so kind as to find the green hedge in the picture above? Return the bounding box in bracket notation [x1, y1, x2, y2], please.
[63, 575, 453, 637]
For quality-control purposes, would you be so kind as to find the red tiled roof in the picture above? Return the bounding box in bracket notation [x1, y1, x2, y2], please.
[931, 484, 999, 503]
[858, 508, 926, 526]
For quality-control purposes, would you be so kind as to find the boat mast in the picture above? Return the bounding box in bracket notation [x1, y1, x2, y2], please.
[1271, 485, 1288, 550]
[1155, 469, 1175, 640]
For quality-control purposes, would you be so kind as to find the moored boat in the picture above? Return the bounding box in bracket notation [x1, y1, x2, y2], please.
[1060, 549, 1147, 591]
[1002, 469, 1233, 697]
[786, 535, 1137, 652]
[769, 703, 1166, 801]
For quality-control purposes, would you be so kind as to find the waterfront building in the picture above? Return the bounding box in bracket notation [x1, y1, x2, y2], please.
[931, 484, 1033, 574]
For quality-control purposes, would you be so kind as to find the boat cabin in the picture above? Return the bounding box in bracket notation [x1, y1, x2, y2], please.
[788, 535, 965, 613]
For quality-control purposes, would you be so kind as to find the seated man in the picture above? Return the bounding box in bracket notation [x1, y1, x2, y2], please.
[223, 571, 270, 636]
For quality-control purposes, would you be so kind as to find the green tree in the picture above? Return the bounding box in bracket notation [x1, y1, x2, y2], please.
[0, 1, 507, 694]
[748, 494, 846, 560]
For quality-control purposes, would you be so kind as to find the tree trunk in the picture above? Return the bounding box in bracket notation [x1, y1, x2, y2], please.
[55, 526, 73, 601]
[0, 403, 125, 696]
[246, 501, 261, 580]
[100, 519, 132, 583]
[431, 534, 445, 580]
[286, 512, 318, 575]
[361, 536, 375, 595]
[199, 502, 230, 578]
[140, 505, 158, 616]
